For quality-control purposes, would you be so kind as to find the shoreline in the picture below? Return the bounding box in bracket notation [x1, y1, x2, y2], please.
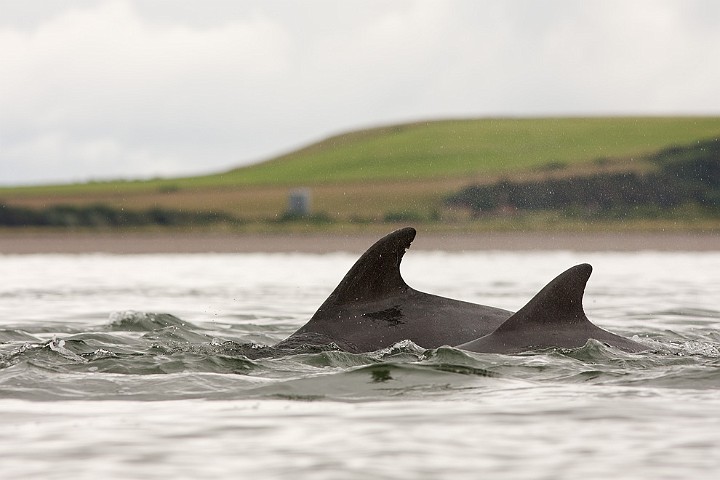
[0, 230, 718, 254]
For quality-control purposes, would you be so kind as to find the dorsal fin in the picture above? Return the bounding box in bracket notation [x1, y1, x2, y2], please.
[459, 263, 646, 353]
[495, 263, 592, 331]
[321, 227, 415, 306]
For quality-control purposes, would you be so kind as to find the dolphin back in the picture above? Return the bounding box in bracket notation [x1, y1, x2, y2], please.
[276, 226, 512, 352]
[459, 264, 645, 353]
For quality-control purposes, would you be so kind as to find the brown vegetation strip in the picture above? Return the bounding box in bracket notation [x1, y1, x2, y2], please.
[0, 231, 717, 254]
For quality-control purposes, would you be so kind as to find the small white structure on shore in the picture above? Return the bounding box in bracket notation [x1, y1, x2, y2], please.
[288, 188, 311, 216]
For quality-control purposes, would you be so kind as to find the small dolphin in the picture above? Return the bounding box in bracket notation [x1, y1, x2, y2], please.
[458, 263, 646, 354]
[276, 227, 512, 352]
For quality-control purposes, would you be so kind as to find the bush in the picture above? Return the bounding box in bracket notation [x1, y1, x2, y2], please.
[446, 138, 720, 216]
[0, 203, 241, 228]
[383, 210, 426, 223]
[275, 211, 335, 224]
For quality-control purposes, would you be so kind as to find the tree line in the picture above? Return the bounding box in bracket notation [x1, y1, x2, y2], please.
[0, 203, 239, 228]
[446, 138, 719, 217]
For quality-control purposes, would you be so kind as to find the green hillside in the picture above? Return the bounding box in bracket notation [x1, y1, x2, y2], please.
[2, 116, 719, 232]
[212, 116, 720, 185]
[4, 116, 720, 196]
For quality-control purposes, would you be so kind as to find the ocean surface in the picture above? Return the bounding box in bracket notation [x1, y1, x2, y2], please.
[1, 249, 718, 479]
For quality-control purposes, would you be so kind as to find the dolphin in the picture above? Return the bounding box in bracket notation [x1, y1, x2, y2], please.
[276, 227, 512, 353]
[458, 263, 646, 354]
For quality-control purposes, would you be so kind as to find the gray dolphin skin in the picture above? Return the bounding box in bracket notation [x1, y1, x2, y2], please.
[276, 227, 512, 352]
[458, 263, 646, 353]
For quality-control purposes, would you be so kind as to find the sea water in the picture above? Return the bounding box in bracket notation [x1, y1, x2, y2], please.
[0, 250, 718, 479]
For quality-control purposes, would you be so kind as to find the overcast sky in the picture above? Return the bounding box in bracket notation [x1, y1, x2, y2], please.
[2, 0, 719, 186]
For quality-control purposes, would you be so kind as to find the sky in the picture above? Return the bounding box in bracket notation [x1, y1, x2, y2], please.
[1, 0, 719, 186]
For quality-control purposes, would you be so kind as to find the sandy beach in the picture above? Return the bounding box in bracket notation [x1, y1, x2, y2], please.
[0, 230, 717, 254]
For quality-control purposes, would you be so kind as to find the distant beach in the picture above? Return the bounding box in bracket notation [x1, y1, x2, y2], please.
[0, 230, 717, 254]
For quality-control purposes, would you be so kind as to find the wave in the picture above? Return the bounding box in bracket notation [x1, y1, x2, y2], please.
[1, 310, 719, 401]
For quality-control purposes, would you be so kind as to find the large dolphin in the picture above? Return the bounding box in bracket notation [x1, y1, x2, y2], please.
[458, 263, 646, 353]
[276, 227, 512, 352]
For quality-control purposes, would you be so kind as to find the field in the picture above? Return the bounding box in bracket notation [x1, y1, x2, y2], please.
[2, 117, 720, 231]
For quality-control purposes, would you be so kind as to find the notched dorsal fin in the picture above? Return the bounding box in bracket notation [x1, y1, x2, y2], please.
[496, 263, 592, 331]
[324, 227, 416, 305]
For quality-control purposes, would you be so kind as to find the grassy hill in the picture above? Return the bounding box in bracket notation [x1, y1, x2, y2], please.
[2, 117, 720, 231]
[215, 117, 720, 185]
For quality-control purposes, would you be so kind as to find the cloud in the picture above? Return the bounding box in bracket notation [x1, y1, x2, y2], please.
[1, 0, 719, 185]
[1, 1, 292, 184]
